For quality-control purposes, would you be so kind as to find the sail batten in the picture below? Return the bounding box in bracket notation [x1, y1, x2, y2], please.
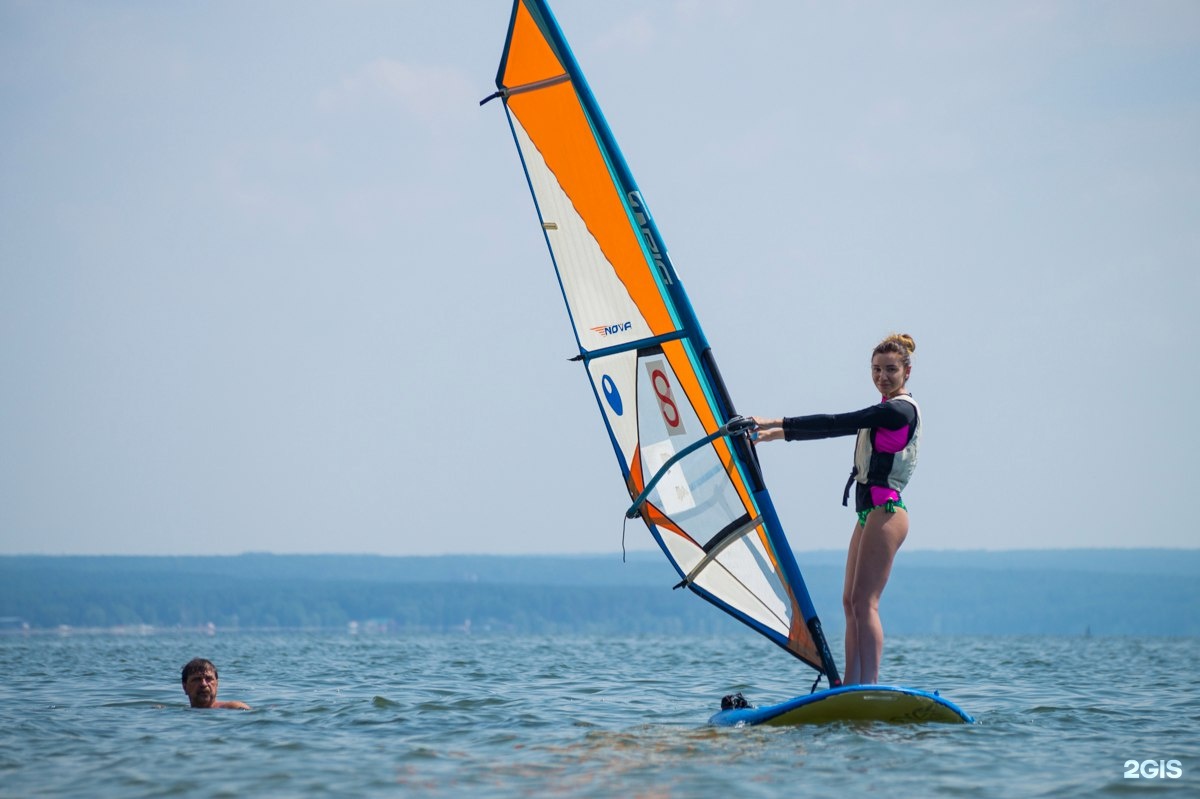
[488, 0, 841, 686]
[504, 72, 570, 98]
[573, 331, 691, 362]
[680, 515, 762, 585]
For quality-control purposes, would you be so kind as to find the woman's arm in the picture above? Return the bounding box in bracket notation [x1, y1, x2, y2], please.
[751, 401, 914, 443]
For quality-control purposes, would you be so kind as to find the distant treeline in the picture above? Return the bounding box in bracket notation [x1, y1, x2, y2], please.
[1, 550, 1197, 636]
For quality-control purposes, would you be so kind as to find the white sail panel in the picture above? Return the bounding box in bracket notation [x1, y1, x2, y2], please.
[586, 351, 640, 472]
[510, 115, 652, 352]
[661, 533, 791, 636]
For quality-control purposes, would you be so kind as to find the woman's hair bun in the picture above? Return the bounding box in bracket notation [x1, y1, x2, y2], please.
[873, 333, 916, 363]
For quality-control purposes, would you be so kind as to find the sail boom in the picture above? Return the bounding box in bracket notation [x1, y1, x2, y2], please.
[626, 416, 754, 519]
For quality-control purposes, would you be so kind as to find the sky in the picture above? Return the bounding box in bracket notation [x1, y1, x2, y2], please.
[1, 0, 1197, 556]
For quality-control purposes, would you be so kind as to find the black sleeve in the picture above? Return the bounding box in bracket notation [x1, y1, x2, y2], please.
[782, 399, 915, 442]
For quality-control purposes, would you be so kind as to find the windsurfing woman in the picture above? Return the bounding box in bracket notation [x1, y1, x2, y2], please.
[751, 333, 920, 686]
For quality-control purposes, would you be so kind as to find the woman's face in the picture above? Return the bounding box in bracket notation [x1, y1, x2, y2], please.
[871, 352, 910, 398]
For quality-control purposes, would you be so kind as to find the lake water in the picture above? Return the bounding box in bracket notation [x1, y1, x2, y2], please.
[1, 631, 1196, 797]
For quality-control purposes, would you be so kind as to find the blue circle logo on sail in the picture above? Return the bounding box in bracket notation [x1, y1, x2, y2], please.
[601, 375, 623, 415]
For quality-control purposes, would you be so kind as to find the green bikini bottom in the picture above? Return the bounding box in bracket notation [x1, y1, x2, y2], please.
[856, 499, 907, 527]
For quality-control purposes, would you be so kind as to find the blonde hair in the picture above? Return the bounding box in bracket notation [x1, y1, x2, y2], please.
[873, 333, 916, 367]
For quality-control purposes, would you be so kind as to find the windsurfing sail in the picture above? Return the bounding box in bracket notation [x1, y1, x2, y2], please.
[483, 0, 841, 687]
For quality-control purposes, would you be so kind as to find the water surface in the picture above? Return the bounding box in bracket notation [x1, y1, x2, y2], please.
[1, 632, 1195, 797]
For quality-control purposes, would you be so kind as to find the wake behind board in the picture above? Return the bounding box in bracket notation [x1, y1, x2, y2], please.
[710, 685, 974, 726]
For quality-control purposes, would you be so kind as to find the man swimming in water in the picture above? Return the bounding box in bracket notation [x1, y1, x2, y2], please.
[181, 658, 250, 709]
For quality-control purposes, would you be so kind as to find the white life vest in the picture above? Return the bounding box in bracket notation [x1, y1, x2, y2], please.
[852, 394, 921, 492]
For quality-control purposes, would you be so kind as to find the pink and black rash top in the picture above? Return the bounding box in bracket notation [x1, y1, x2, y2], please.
[781, 394, 921, 513]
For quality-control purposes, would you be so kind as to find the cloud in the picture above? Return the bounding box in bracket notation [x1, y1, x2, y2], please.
[672, 0, 749, 25]
[317, 58, 474, 128]
[590, 12, 657, 55]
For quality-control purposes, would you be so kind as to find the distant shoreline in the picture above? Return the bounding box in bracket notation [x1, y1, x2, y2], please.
[3, 550, 1198, 637]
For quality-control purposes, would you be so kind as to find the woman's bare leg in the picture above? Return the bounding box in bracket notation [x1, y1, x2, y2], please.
[844, 509, 908, 685]
[842, 523, 864, 685]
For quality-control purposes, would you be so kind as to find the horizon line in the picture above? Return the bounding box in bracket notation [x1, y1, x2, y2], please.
[2, 546, 1198, 558]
